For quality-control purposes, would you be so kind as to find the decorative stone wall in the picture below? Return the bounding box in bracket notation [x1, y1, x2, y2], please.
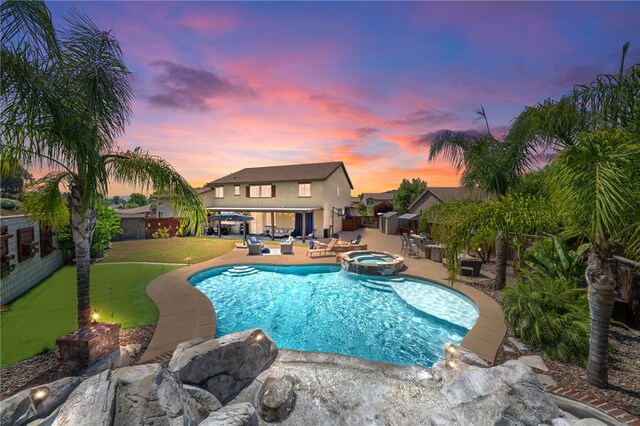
[57, 322, 121, 372]
[0, 214, 66, 304]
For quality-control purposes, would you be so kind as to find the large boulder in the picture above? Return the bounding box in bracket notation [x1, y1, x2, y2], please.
[200, 402, 258, 426]
[184, 385, 223, 419]
[440, 360, 560, 425]
[0, 377, 82, 426]
[169, 329, 278, 404]
[52, 364, 204, 425]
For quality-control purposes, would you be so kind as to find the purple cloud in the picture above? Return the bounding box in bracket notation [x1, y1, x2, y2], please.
[147, 60, 256, 111]
[354, 127, 378, 138]
[395, 109, 459, 126]
[549, 65, 601, 92]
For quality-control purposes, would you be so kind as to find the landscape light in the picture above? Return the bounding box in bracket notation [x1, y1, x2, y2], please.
[445, 344, 458, 355]
[92, 310, 100, 323]
[445, 359, 457, 370]
[477, 247, 482, 252]
[30, 388, 49, 403]
[255, 333, 264, 341]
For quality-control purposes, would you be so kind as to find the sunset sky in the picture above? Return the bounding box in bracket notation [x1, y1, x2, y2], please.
[47, 1, 640, 196]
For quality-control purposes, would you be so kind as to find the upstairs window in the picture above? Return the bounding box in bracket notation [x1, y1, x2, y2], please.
[337, 186, 340, 196]
[298, 183, 311, 197]
[214, 186, 224, 198]
[234, 185, 240, 196]
[248, 185, 274, 198]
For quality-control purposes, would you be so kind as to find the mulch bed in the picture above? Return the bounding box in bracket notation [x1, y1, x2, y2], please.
[460, 264, 640, 418]
[0, 324, 156, 400]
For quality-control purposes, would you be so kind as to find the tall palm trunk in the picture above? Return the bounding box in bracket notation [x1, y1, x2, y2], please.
[585, 250, 616, 388]
[495, 232, 507, 289]
[69, 185, 96, 328]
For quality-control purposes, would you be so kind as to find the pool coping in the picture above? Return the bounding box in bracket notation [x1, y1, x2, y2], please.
[138, 246, 506, 364]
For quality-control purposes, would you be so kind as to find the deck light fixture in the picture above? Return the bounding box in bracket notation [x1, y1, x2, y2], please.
[445, 343, 458, 356]
[445, 359, 457, 369]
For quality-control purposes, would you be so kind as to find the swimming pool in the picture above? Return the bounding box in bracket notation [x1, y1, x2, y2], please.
[189, 264, 479, 368]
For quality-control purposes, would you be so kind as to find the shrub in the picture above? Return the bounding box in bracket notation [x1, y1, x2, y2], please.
[523, 236, 588, 282]
[0, 198, 21, 211]
[152, 227, 171, 239]
[502, 275, 590, 365]
[373, 201, 393, 215]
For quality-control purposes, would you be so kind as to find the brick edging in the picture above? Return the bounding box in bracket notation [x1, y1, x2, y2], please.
[544, 384, 640, 425]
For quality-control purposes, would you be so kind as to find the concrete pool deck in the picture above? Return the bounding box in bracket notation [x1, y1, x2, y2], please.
[139, 228, 506, 364]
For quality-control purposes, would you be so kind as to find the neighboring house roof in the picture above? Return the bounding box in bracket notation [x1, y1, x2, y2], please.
[0, 209, 23, 217]
[206, 161, 353, 189]
[382, 211, 397, 218]
[113, 204, 152, 218]
[408, 187, 490, 212]
[360, 190, 396, 203]
[398, 213, 419, 220]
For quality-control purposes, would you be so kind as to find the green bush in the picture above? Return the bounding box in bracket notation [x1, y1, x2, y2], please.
[523, 236, 588, 282]
[502, 275, 590, 365]
[0, 198, 21, 211]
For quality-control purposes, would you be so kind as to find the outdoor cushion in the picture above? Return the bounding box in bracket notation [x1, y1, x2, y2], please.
[308, 240, 315, 249]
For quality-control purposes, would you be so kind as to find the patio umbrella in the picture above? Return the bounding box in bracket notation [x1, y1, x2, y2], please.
[208, 213, 254, 239]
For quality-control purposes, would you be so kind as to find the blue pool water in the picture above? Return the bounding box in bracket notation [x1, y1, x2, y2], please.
[189, 264, 479, 368]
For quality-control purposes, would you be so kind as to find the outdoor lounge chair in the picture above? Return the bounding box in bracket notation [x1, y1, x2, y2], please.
[246, 236, 264, 255]
[280, 236, 294, 255]
[307, 239, 338, 258]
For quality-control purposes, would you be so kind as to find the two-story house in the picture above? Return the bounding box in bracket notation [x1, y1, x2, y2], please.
[201, 162, 353, 237]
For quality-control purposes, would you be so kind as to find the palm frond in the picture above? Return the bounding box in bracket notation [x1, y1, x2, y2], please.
[20, 172, 71, 228]
[61, 8, 133, 145]
[104, 148, 207, 236]
[1, 0, 59, 56]
[428, 131, 471, 171]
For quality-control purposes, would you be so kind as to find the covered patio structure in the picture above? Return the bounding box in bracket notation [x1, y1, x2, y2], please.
[206, 207, 319, 240]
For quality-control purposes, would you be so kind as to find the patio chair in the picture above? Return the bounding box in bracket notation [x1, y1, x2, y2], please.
[247, 240, 262, 255]
[281, 236, 294, 255]
[307, 239, 338, 258]
[246, 236, 264, 248]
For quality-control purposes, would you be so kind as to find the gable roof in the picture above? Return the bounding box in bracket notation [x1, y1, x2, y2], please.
[206, 161, 353, 189]
[360, 190, 396, 202]
[408, 187, 490, 211]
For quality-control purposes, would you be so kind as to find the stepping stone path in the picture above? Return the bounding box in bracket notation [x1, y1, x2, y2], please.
[508, 337, 530, 352]
[518, 355, 549, 372]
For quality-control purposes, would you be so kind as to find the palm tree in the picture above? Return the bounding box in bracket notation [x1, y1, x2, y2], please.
[428, 107, 526, 288]
[508, 43, 640, 387]
[1, 1, 207, 327]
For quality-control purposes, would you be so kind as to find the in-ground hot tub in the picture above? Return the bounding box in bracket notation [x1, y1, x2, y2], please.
[341, 250, 404, 275]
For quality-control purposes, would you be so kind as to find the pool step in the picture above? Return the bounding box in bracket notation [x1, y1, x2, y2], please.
[360, 279, 393, 293]
[223, 267, 260, 277]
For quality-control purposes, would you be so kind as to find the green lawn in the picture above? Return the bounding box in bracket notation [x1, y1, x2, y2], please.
[102, 236, 305, 264]
[0, 263, 182, 368]
[102, 237, 237, 264]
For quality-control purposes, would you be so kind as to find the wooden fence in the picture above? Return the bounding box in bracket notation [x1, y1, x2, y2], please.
[145, 218, 180, 239]
[359, 216, 380, 229]
[613, 256, 639, 328]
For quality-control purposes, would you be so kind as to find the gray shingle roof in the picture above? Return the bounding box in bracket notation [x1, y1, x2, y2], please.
[206, 162, 353, 189]
[408, 187, 490, 211]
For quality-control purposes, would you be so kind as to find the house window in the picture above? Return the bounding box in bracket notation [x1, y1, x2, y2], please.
[158, 211, 164, 218]
[214, 186, 224, 198]
[249, 185, 273, 198]
[337, 186, 340, 196]
[298, 183, 311, 197]
[234, 185, 240, 196]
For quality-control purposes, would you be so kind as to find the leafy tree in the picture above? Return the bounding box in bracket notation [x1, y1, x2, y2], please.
[425, 194, 558, 285]
[373, 200, 393, 215]
[392, 178, 427, 214]
[1, 2, 206, 327]
[508, 42, 640, 387]
[110, 195, 121, 206]
[428, 107, 528, 288]
[0, 164, 32, 199]
[126, 192, 148, 208]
